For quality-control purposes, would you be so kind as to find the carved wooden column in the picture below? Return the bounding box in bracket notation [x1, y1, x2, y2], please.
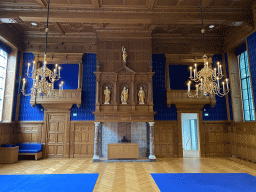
[113, 74, 117, 110]
[93, 122, 101, 162]
[94, 72, 101, 112]
[131, 75, 135, 110]
[148, 122, 156, 161]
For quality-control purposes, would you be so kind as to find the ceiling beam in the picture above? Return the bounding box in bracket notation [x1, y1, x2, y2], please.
[5, 11, 246, 25]
[34, 0, 47, 8]
[52, 22, 66, 35]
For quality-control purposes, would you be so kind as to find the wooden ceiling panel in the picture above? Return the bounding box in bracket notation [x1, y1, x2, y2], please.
[179, 0, 200, 6]
[70, 0, 92, 4]
[61, 23, 94, 32]
[209, 0, 233, 7]
[125, 0, 146, 6]
[156, 0, 179, 6]
[101, 0, 123, 6]
[50, 0, 70, 4]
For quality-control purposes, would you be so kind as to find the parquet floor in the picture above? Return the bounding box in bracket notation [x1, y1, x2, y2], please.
[1, 157, 256, 192]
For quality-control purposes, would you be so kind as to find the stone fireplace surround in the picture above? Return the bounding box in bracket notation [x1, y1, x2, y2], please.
[93, 122, 156, 162]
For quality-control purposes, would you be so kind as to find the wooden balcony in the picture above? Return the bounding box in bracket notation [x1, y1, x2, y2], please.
[30, 88, 82, 109]
[166, 88, 216, 110]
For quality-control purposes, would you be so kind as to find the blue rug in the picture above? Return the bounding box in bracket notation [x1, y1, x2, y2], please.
[151, 173, 256, 192]
[0, 173, 99, 192]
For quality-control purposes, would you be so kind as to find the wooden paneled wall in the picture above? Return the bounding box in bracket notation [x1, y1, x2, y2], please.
[1, 120, 235, 159]
[13, 122, 44, 144]
[70, 121, 95, 158]
[203, 121, 231, 157]
[154, 121, 177, 157]
[154, 121, 232, 158]
[231, 122, 256, 162]
[0, 123, 13, 146]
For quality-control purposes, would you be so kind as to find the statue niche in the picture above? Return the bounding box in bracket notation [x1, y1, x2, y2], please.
[121, 86, 129, 104]
[102, 84, 112, 105]
[138, 87, 145, 104]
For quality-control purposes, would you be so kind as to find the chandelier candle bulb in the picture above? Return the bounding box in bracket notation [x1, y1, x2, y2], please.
[32, 61, 35, 72]
[226, 79, 229, 91]
[54, 69, 56, 76]
[195, 64, 197, 74]
[55, 64, 58, 71]
[190, 67, 192, 78]
[58, 66, 61, 77]
[222, 82, 225, 93]
[188, 82, 191, 92]
[22, 78, 26, 92]
[193, 69, 196, 79]
[220, 65, 222, 75]
[27, 63, 30, 76]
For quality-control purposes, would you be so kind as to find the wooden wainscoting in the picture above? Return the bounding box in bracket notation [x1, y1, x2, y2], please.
[231, 122, 256, 162]
[70, 121, 95, 158]
[154, 121, 177, 157]
[0, 123, 13, 146]
[14, 122, 44, 144]
[203, 121, 231, 157]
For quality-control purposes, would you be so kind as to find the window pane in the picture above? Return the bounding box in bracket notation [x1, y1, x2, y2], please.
[0, 48, 7, 122]
[243, 99, 249, 111]
[240, 68, 246, 79]
[244, 110, 250, 121]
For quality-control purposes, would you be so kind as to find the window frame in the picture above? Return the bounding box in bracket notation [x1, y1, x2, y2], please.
[0, 49, 8, 121]
[238, 50, 255, 121]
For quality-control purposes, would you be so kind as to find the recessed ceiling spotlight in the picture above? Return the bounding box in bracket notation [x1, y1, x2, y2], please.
[31, 23, 37, 26]
[209, 25, 214, 29]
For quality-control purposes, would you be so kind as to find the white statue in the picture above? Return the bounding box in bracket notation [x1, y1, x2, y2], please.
[104, 87, 111, 104]
[121, 87, 128, 104]
[138, 87, 145, 104]
[122, 46, 128, 62]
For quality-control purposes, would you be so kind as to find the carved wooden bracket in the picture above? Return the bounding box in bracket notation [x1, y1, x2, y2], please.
[166, 88, 216, 110]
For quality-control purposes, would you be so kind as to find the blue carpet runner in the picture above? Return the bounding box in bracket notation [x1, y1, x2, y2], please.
[0, 173, 99, 192]
[151, 173, 256, 192]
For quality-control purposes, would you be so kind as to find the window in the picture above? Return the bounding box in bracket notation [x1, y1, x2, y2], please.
[0, 49, 8, 121]
[238, 50, 255, 121]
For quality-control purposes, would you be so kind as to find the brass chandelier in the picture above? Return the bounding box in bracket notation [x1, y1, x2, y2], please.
[21, 0, 63, 98]
[187, 0, 229, 98]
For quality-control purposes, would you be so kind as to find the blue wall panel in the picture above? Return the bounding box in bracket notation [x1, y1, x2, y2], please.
[18, 53, 44, 121]
[224, 52, 233, 120]
[47, 64, 79, 90]
[203, 54, 228, 121]
[247, 31, 256, 113]
[70, 53, 96, 121]
[152, 54, 177, 121]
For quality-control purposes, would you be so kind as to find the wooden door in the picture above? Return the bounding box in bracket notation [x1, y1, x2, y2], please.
[47, 113, 67, 158]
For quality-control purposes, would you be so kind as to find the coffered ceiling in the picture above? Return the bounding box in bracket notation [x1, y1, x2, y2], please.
[0, 0, 255, 55]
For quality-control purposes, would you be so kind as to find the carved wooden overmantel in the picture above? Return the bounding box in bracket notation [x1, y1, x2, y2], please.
[167, 89, 216, 110]
[93, 63, 155, 122]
